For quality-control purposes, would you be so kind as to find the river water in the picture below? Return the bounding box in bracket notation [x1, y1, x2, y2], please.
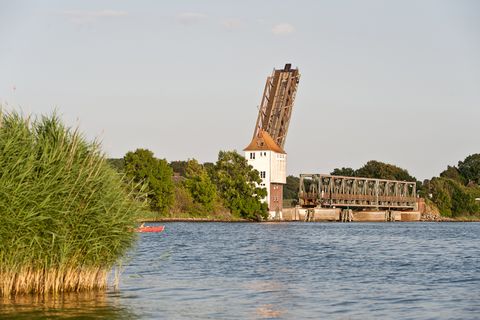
[1, 222, 480, 319]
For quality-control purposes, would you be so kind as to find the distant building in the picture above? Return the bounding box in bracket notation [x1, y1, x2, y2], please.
[244, 129, 286, 219]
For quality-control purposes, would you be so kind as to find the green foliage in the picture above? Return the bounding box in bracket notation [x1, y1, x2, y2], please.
[107, 158, 125, 172]
[283, 175, 299, 200]
[355, 160, 416, 181]
[183, 159, 217, 213]
[210, 151, 268, 220]
[428, 177, 480, 217]
[171, 184, 195, 215]
[458, 153, 480, 185]
[426, 153, 480, 217]
[124, 149, 174, 214]
[203, 162, 215, 177]
[170, 160, 188, 176]
[331, 167, 355, 176]
[429, 178, 453, 217]
[0, 111, 144, 295]
[416, 180, 427, 198]
[330, 161, 415, 181]
[440, 165, 465, 184]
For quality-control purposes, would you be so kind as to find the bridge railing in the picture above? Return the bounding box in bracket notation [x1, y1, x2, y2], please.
[298, 174, 417, 209]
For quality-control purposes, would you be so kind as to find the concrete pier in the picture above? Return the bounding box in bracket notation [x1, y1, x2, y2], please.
[282, 207, 421, 222]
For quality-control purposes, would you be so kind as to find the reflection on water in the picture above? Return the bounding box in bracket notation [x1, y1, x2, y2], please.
[0, 291, 136, 319]
[255, 304, 285, 318]
[2, 222, 480, 319]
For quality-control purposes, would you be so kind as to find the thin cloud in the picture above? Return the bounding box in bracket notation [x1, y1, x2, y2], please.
[59, 10, 128, 24]
[222, 18, 242, 30]
[176, 12, 207, 25]
[271, 23, 295, 36]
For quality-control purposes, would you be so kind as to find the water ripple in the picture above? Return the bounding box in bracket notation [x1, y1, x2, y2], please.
[2, 222, 480, 319]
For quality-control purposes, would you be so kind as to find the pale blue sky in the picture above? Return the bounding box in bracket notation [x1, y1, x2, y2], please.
[1, 0, 479, 180]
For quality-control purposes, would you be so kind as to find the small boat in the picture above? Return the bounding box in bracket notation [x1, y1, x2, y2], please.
[136, 225, 165, 233]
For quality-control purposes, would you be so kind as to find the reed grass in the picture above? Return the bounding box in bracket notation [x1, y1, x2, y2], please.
[0, 110, 145, 296]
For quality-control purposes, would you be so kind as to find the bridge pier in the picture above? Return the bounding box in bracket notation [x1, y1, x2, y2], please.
[282, 207, 421, 221]
[340, 209, 353, 222]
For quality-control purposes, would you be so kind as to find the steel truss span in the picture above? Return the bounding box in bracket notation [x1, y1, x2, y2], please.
[299, 174, 417, 210]
[253, 63, 300, 149]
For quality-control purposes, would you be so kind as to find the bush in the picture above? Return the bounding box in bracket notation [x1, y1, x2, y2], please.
[429, 177, 480, 217]
[0, 111, 144, 296]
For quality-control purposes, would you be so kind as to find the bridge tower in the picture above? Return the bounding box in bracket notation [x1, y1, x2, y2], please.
[244, 64, 300, 219]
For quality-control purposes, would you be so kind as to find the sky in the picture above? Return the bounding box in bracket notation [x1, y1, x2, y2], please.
[1, 0, 479, 180]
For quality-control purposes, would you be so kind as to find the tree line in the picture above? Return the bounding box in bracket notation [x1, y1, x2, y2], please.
[110, 149, 480, 219]
[108, 149, 268, 221]
[425, 154, 480, 217]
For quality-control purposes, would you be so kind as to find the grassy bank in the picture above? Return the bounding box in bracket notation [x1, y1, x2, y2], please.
[138, 209, 247, 222]
[140, 217, 249, 222]
[0, 111, 144, 296]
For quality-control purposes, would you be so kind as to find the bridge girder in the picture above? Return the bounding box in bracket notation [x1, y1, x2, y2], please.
[299, 174, 417, 210]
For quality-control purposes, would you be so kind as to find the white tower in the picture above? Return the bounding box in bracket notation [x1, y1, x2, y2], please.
[244, 64, 300, 219]
[244, 130, 286, 219]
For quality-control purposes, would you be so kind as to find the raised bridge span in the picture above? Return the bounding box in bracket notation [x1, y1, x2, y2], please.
[299, 174, 417, 210]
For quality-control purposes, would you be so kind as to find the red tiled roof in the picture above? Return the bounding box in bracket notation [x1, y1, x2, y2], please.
[243, 130, 286, 154]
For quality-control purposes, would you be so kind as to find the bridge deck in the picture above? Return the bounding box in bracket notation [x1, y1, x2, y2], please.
[299, 174, 417, 210]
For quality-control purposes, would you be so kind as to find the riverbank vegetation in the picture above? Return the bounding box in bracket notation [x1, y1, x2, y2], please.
[0, 111, 144, 297]
[111, 149, 480, 220]
[109, 150, 267, 221]
[425, 155, 480, 218]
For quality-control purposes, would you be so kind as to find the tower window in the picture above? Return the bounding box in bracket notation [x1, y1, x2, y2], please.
[260, 171, 266, 178]
[250, 152, 255, 159]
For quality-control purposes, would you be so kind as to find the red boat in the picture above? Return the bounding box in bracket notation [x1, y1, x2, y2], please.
[136, 225, 165, 233]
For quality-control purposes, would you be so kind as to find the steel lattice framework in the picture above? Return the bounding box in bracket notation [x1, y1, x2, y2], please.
[252, 64, 300, 149]
[299, 174, 417, 210]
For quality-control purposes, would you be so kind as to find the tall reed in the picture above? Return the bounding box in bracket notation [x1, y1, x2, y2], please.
[0, 111, 145, 296]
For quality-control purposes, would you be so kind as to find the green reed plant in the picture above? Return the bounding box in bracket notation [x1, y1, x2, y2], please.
[0, 111, 145, 296]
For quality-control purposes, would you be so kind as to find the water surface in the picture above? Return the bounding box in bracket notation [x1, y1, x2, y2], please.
[2, 222, 480, 319]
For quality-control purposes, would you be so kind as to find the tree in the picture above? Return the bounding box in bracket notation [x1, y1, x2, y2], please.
[203, 162, 215, 178]
[429, 177, 453, 217]
[355, 160, 416, 181]
[124, 149, 174, 213]
[440, 165, 465, 184]
[458, 153, 480, 185]
[331, 167, 355, 176]
[211, 151, 267, 220]
[428, 177, 480, 217]
[283, 175, 300, 200]
[107, 158, 125, 172]
[184, 159, 217, 212]
[170, 160, 188, 176]
[171, 184, 194, 215]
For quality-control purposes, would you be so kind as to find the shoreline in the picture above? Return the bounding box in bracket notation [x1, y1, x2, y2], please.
[140, 217, 250, 223]
[140, 217, 480, 223]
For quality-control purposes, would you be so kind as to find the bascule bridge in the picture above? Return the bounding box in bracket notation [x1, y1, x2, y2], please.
[243, 64, 420, 221]
[244, 64, 300, 219]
